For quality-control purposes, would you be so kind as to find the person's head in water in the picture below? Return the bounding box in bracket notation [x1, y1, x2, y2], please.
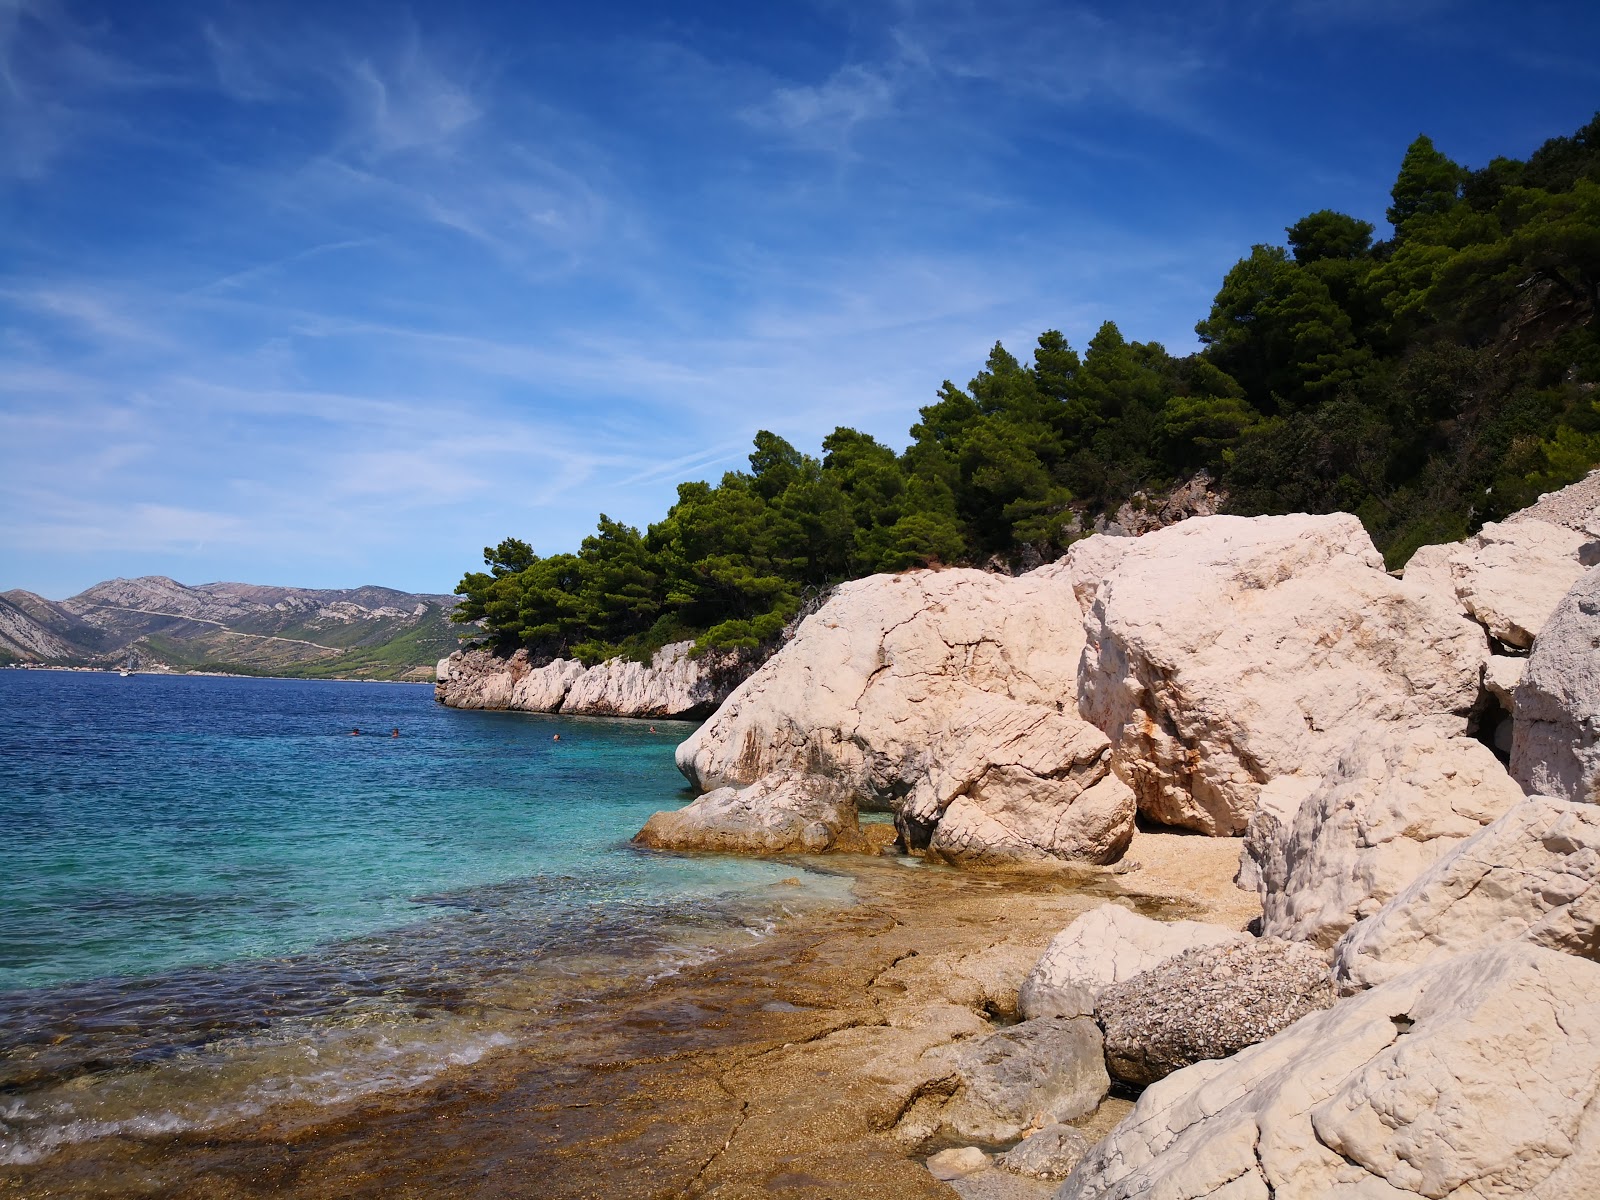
[350, 728, 360, 736]
[552, 733, 560, 741]
[391, 728, 400, 738]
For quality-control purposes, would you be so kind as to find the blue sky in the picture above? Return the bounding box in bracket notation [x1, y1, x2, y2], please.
[2, 0, 1597, 598]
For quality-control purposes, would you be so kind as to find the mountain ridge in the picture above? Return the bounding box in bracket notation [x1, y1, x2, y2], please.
[0, 576, 462, 681]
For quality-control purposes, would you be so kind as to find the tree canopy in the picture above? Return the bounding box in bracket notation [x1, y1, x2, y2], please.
[457, 115, 1600, 662]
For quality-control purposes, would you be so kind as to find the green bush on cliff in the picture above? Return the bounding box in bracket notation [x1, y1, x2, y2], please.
[457, 114, 1600, 657]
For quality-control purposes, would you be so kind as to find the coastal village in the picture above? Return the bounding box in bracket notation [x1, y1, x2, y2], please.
[434, 468, 1600, 1197]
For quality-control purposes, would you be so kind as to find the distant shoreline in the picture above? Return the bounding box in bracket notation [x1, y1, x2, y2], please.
[0, 664, 434, 685]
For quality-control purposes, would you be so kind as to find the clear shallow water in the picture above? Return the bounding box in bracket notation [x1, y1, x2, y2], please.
[0, 670, 849, 1165]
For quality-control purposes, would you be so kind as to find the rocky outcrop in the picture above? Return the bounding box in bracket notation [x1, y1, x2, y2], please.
[1094, 938, 1335, 1086]
[1505, 467, 1600, 536]
[1057, 943, 1600, 1200]
[435, 641, 747, 719]
[921, 1016, 1109, 1143]
[632, 770, 876, 855]
[676, 568, 1086, 795]
[1332, 796, 1600, 994]
[1403, 519, 1596, 649]
[1078, 514, 1484, 835]
[1018, 904, 1248, 1021]
[665, 567, 1135, 866]
[1249, 722, 1524, 950]
[1512, 565, 1600, 803]
[1103, 470, 1227, 538]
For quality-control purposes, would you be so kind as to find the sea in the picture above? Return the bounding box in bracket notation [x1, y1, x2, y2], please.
[0, 669, 853, 1169]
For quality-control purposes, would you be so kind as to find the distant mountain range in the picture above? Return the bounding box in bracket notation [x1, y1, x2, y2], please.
[0, 576, 463, 681]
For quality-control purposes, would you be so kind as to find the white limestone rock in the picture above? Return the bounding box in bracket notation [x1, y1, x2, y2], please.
[1056, 943, 1600, 1200]
[1483, 653, 1525, 709]
[1333, 796, 1600, 994]
[1234, 776, 1317, 895]
[1018, 904, 1247, 1021]
[1446, 519, 1594, 649]
[929, 1147, 992, 1181]
[1078, 514, 1484, 835]
[908, 692, 1131, 868]
[435, 642, 743, 719]
[632, 769, 871, 855]
[1513, 565, 1600, 803]
[667, 568, 1138, 865]
[1253, 722, 1524, 950]
[676, 568, 1087, 797]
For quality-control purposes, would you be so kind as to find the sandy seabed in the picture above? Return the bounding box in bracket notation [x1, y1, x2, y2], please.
[6, 826, 1257, 1200]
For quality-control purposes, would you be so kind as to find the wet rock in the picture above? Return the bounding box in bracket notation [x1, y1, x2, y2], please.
[1057, 944, 1600, 1200]
[1333, 795, 1600, 994]
[1078, 514, 1483, 835]
[1249, 722, 1523, 950]
[632, 770, 871, 855]
[928, 1147, 991, 1181]
[1512, 564, 1600, 803]
[1018, 904, 1247, 1022]
[995, 1124, 1093, 1181]
[1095, 938, 1335, 1086]
[928, 1017, 1109, 1143]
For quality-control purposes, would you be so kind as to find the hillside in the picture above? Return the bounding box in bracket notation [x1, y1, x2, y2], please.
[0, 577, 462, 681]
[455, 114, 1600, 666]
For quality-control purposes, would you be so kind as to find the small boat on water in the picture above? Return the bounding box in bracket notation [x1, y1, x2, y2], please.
[119, 653, 135, 678]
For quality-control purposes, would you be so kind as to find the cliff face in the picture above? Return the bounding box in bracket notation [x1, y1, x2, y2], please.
[434, 640, 752, 720]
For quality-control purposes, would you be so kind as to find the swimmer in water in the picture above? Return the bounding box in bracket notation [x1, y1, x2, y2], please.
[350, 728, 360, 736]
[391, 728, 400, 738]
[649, 726, 657, 733]
[552, 733, 561, 741]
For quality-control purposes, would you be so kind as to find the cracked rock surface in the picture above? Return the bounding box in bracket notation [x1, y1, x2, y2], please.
[1513, 565, 1600, 803]
[1058, 942, 1600, 1200]
[1078, 514, 1483, 836]
[1248, 721, 1524, 950]
[1333, 795, 1600, 994]
[667, 566, 1135, 865]
[1095, 937, 1335, 1086]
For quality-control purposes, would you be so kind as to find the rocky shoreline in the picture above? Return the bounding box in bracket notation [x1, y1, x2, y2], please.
[618, 470, 1600, 1196]
[434, 639, 755, 719]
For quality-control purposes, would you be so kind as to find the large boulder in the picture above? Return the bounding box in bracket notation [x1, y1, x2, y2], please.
[676, 568, 1086, 796]
[1078, 514, 1483, 835]
[1332, 796, 1600, 994]
[909, 692, 1132, 868]
[1513, 565, 1600, 803]
[663, 566, 1139, 866]
[1058, 943, 1600, 1200]
[1018, 904, 1247, 1021]
[996, 1125, 1094, 1182]
[1421, 519, 1595, 649]
[1249, 722, 1524, 950]
[632, 770, 873, 855]
[1095, 937, 1335, 1086]
[923, 1016, 1110, 1143]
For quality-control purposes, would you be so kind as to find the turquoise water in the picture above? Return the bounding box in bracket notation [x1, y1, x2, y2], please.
[0, 670, 846, 1164]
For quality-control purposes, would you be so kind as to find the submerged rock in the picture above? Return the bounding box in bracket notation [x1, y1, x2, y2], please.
[1057, 943, 1600, 1200]
[1333, 795, 1600, 994]
[1018, 904, 1247, 1022]
[632, 770, 874, 855]
[1078, 514, 1483, 835]
[1513, 565, 1600, 803]
[1095, 937, 1335, 1086]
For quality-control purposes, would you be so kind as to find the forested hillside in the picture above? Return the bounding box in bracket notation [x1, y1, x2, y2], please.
[457, 116, 1600, 665]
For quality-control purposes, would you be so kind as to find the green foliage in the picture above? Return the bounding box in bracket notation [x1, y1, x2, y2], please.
[457, 114, 1600, 662]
